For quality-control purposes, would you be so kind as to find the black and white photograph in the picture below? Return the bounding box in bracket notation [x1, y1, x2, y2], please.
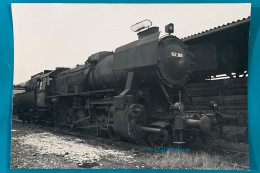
[11, 3, 250, 169]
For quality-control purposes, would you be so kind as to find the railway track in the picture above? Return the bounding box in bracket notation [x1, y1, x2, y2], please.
[12, 117, 249, 170]
[12, 117, 148, 152]
[13, 117, 249, 154]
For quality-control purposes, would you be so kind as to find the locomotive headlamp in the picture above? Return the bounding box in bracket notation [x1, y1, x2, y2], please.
[172, 102, 184, 113]
[165, 23, 174, 34]
[209, 100, 220, 110]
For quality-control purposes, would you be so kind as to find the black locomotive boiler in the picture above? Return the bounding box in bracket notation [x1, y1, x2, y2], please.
[14, 20, 227, 147]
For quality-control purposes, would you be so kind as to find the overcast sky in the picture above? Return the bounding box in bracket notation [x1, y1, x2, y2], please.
[11, 3, 251, 84]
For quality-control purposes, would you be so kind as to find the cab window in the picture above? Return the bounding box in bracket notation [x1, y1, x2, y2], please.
[38, 80, 43, 90]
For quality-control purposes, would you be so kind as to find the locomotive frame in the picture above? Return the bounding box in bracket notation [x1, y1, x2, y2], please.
[13, 20, 247, 148]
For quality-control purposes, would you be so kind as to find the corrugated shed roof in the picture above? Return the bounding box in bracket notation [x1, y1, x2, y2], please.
[182, 16, 250, 42]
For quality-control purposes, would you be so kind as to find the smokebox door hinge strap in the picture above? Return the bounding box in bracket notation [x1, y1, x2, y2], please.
[120, 72, 134, 96]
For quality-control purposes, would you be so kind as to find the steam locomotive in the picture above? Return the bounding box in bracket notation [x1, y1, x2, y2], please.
[13, 20, 233, 147]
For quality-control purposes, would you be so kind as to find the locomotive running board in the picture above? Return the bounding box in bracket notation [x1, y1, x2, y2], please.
[46, 88, 115, 98]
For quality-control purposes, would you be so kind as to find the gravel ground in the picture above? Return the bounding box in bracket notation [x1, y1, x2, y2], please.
[10, 119, 249, 169]
[11, 120, 146, 169]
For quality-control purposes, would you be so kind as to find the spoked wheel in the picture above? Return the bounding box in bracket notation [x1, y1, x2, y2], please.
[87, 126, 101, 137]
[148, 129, 169, 147]
[107, 127, 120, 141]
